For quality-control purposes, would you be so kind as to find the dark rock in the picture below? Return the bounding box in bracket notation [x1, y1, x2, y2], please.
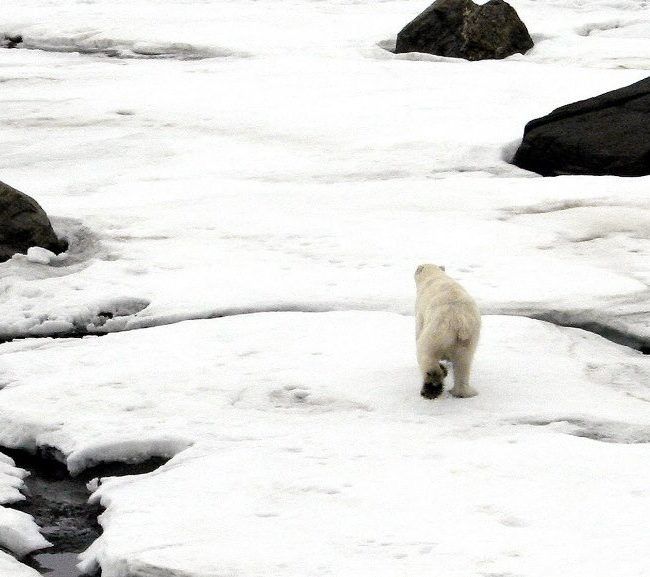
[513, 77, 650, 177]
[1, 34, 23, 48]
[395, 0, 534, 60]
[0, 180, 67, 262]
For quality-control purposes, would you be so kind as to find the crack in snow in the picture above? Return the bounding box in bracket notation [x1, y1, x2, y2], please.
[1, 447, 172, 576]
[1, 303, 648, 358]
[516, 417, 650, 444]
[0, 31, 247, 60]
[517, 310, 650, 354]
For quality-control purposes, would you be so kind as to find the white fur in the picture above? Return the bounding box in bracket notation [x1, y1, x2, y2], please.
[414, 264, 481, 398]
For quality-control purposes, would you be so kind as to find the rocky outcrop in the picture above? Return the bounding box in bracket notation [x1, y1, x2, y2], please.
[1, 34, 23, 49]
[0, 181, 67, 262]
[395, 0, 533, 61]
[513, 76, 650, 177]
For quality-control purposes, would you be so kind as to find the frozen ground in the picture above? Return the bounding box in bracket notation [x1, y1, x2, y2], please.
[0, 0, 648, 575]
[0, 313, 649, 577]
[0, 0, 648, 344]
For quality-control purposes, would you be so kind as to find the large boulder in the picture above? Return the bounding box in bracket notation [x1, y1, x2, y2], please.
[513, 77, 650, 177]
[0, 181, 67, 262]
[395, 0, 534, 60]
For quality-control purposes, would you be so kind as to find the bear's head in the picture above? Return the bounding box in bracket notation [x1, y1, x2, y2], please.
[414, 263, 446, 281]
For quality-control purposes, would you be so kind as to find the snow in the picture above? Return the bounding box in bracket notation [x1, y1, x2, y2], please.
[0, 312, 648, 576]
[0, 551, 40, 577]
[0, 508, 51, 558]
[0, 313, 648, 469]
[23, 247, 56, 265]
[0, 0, 648, 575]
[0, 1, 648, 344]
[82, 433, 648, 577]
[0, 453, 51, 561]
[0, 453, 25, 505]
[0, 176, 648, 342]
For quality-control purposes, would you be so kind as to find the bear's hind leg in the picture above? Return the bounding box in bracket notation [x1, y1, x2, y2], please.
[449, 346, 478, 398]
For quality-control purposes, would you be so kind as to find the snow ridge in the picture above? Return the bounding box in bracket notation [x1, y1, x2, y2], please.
[1, 27, 246, 59]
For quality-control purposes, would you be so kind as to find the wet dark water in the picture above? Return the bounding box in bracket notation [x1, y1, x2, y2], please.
[4, 448, 168, 576]
[30, 553, 84, 577]
[9, 451, 103, 555]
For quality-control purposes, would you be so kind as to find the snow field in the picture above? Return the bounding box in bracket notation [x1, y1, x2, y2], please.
[0, 1, 648, 343]
[0, 0, 648, 575]
[0, 312, 647, 576]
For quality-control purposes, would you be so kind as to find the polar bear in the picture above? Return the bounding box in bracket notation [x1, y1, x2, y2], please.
[415, 264, 481, 399]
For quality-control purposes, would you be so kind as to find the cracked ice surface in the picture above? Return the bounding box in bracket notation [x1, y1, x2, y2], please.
[0, 0, 649, 575]
[0, 313, 648, 576]
[0, 0, 648, 344]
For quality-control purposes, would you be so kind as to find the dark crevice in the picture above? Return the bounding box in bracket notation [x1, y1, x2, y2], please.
[0, 303, 149, 345]
[0, 331, 108, 346]
[1, 305, 647, 356]
[517, 418, 650, 444]
[522, 311, 649, 354]
[0, 303, 356, 345]
[1, 446, 170, 576]
[0, 35, 241, 60]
